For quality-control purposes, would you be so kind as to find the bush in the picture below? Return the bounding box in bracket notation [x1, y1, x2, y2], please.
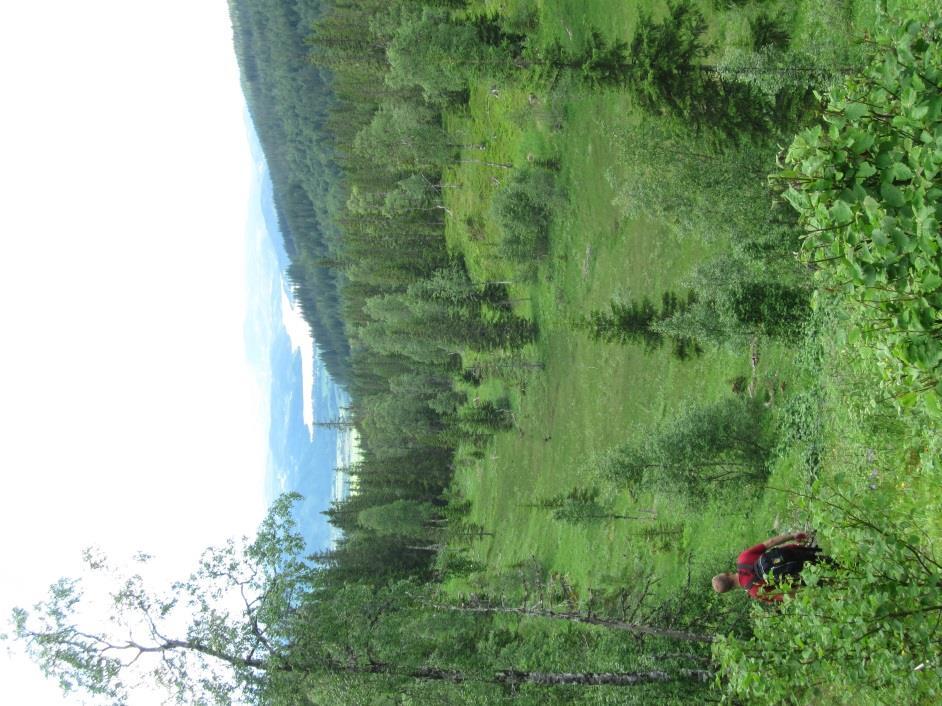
[655, 252, 812, 349]
[750, 11, 790, 51]
[491, 167, 558, 263]
[778, 12, 942, 417]
[715, 45, 833, 104]
[728, 280, 810, 338]
[600, 396, 773, 498]
[457, 397, 514, 433]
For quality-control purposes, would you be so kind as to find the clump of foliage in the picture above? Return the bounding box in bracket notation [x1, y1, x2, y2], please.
[656, 251, 812, 349]
[605, 115, 788, 244]
[532, 486, 609, 524]
[779, 13, 942, 417]
[491, 166, 559, 264]
[584, 297, 659, 348]
[715, 45, 832, 103]
[582, 290, 702, 359]
[529, 486, 651, 524]
[358, 499, 440, 539]
[623, 0, 710, 117]
[750, 11, 791, 51]
[530, 1, 775, 134]
[386, 6, 521, 105]
[457, 397, 515, 434]
[10, 494, 315, 706]
[599, 396, 773, 498]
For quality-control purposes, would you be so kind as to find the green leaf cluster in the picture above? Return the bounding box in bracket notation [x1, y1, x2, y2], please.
[491, 167, 560, 264]
[780, 13, 942, 414]
[599, 396, 773, 499]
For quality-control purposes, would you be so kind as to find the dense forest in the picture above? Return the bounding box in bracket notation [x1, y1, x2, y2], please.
[12, 0, 942, 704]
[230, 0, 545, 590]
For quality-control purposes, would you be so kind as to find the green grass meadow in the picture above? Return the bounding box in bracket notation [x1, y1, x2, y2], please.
[443, 0, 796, 599]
[434, 0, 942, 699]
[442, 0, 941, 629]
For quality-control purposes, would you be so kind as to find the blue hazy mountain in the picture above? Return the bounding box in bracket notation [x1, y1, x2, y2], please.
[265, 324, 348, 551]
[244, 114, 351, 553]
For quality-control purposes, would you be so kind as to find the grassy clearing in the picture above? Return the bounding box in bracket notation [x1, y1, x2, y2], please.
[448, 88, 787, 595]
[443, 1, 798, 601]
[443, 0, 942, 698]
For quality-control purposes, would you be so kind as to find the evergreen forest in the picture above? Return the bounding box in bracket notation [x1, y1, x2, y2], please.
[11, 0, 942, 704]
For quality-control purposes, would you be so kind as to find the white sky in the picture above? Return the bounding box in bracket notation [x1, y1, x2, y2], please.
[0, 2, 268, 703]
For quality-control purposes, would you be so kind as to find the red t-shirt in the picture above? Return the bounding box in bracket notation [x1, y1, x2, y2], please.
[737, 542, 784, 602]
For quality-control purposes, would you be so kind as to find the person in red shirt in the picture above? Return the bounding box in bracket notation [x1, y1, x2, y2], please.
[712, 530, 825, 602]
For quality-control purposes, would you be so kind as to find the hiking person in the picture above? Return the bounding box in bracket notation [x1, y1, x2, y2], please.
[712, 530, 831, 602]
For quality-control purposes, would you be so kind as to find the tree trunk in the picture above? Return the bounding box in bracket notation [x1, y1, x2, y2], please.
[434, 604, 715, 643]
[374, 663, 712, 687]
[495, 668, 713, 686]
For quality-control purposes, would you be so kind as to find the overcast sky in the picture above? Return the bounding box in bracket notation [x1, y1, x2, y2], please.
[0, 3, 269, 702]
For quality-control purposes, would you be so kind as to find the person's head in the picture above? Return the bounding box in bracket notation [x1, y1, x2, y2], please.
[712, 573, 737, 593]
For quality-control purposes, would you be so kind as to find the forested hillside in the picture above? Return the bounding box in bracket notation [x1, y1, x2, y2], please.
[229, 0, 545, 591]
[230, 0, 350, 383]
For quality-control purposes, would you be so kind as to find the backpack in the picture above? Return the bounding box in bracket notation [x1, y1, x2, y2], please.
[739, 546, 819, 589]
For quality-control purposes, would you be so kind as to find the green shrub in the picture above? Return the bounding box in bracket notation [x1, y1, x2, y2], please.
[750, 11, 790, 51]
[654, 252, 812, 349]
[457, 397, 514, 433]
[729, 281, 810, 337]
[778, 12, 942, 417]
[600, 396, 773, 498]
[715, 45, 833, 103]
[491, 167, 558, 263]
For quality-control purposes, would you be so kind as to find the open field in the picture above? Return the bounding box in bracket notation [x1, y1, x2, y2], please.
[441, 0, 942, 700]
[444, 0, 813, 601]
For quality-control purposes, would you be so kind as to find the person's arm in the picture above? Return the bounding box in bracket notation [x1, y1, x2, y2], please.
[760, 531, 808, 548]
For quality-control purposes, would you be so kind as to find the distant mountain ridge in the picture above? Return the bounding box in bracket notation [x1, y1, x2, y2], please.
[245, 118, 351, 552]
[229, 0, 352, 386]
[265, 321, 348, 550]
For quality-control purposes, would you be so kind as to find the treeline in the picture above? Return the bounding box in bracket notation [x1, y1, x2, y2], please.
[230, 0, 543, 587]
[311, 0, 543, 587]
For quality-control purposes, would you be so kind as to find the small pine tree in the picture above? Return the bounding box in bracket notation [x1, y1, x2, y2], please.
[582, 291, 701, 358]
[583, 298, 660, 348]
[457, 399, 514, 433]
[492, 167, 559, 264]
[532, 487, 648, 524]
